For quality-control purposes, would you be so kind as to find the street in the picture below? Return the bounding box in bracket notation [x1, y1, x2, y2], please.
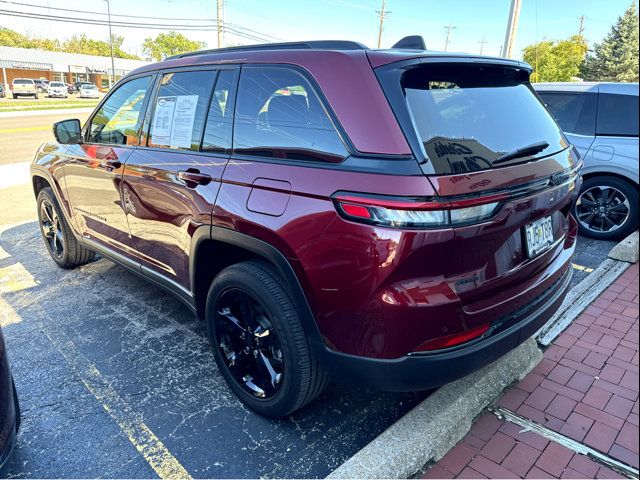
[0, 111, 617, 477]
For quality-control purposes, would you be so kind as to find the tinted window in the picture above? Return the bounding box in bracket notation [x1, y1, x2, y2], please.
[537, 92, 597, 136]
[234, 66, 347, 163]
[149, 70, 216, 151]
[13, 79, 33, 85]
[401, 65, 567, 174]
[202, 69, 238, 152]
[89, 76, 151, 145]
[597, 93, 639, 137]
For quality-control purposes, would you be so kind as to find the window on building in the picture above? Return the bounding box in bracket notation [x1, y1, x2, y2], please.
[233, 66, 347, 163]
[88, 76, 152, 145]
[148, 70, 216, 151]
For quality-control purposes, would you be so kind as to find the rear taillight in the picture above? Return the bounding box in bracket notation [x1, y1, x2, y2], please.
[413, 323, 491, 351]
[333, 192, 505, 229]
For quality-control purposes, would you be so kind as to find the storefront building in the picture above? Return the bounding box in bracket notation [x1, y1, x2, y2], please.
[0, 46, 149, 91]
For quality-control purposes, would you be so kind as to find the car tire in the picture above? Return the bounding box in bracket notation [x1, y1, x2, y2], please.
[574, 176, 639, 241]
[12, 94, 16, 99]
[34, 94, 38, 99]
[206, 260, 328, 417]
[36, 187, 95, 268]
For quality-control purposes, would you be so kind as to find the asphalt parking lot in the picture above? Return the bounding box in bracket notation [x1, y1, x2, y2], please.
[0, 111, 617, 478]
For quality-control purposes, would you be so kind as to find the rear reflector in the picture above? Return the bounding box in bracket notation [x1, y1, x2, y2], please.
[413, 324, 491, 351]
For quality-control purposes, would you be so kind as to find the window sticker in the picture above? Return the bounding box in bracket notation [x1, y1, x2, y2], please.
[151, 95, 199, 148]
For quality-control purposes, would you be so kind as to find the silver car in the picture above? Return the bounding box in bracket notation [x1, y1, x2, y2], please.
[534, 82, 639, 241]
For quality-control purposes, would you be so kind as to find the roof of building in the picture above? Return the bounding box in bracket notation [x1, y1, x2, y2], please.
[0, 45, 149, 72]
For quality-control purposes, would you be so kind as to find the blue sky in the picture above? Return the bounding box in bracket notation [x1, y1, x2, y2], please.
[1, 0, 632, 59]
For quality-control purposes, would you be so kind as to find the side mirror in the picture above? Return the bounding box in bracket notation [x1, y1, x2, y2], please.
[53, 119, 82, 144]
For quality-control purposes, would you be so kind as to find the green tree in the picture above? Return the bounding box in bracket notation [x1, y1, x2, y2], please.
[582, 1, 639, 82]
[63, 34, 139, 59]
[142, 32, 206, 61]
[0, 27, 32, 47]
[523, 35, 588, 82]
[0, 28, 138, 59]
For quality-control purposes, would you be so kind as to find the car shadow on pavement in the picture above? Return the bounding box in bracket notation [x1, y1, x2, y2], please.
[0, 221, 428, 479]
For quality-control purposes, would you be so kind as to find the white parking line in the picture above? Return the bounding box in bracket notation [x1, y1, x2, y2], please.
[0, 161, 30, 189]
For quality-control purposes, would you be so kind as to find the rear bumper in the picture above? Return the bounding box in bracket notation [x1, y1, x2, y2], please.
[316, 264, 571, 391]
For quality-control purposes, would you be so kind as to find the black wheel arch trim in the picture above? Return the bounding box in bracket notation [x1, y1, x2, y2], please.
[191, 226, 325, 345]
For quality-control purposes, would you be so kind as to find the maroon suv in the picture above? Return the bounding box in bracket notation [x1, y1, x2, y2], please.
[31, 38, 581, 417]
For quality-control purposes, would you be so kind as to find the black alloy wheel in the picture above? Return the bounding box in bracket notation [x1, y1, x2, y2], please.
[214, 288, 284, 399]
[39, 198, 65, 259]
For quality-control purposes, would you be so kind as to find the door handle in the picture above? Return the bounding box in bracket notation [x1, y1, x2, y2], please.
[99, 159, 122, 170]
[178, 169, 212, 187]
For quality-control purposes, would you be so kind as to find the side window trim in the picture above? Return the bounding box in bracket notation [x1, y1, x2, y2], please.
[83, 73, 156, 146]
[201, 67, 240, 154]
[197, 70, 221, 152]
[232, 63, 355, 161]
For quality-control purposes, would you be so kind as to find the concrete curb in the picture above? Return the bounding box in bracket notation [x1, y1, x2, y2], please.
[609, 231, 639, 263]
[327, 338, 542, 479]
[537, 258, 630, 346]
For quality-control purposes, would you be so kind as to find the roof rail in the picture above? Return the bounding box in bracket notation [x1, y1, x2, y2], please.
[165, 40, 368, 61]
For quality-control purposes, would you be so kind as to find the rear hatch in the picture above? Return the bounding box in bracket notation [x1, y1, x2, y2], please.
[374, 57, 581, 322]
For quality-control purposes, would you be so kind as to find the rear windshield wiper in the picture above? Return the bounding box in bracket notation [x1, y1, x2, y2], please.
[493, 141, 550, 165]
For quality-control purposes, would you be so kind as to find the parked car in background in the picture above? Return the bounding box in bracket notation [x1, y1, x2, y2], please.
[0, 84, 5, 98]
[0, 325, 20, 473]
[66, 83, 77, 94]
[73, 81, 91, 92]
[535, 82, 639, 240]
[33, 38, 581, 417]
[47, 81, 68, 98]
[10, 78, 38, 99]
[34, 79, 49, 93]
[78, 83, 100, 98]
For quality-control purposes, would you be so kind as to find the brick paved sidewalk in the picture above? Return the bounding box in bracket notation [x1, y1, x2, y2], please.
[423, 263, 639, 479]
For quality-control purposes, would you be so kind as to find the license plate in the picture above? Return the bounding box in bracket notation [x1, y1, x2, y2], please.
[525, 216, 554, 258]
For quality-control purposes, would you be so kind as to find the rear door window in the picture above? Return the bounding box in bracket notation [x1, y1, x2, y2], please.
[537, 92, 597, 136]
[148, 70, 216, 151]
[401, 64, 567, 174]
[596, 93, 639, 137]
[202, 69, 238, 152]
[233, 66, 348, 163]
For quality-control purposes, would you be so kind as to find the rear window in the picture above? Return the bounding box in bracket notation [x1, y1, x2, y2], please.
[596, 93, 639, 137]
[401, 64, 568, 174]
[13, 79, 34, 85]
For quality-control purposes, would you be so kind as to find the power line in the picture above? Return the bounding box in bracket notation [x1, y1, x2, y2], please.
[443, 23, 456, 51]
[0, 9, 216, 30]
[0, 0, 216, 22]
[0, 6, 280, 42]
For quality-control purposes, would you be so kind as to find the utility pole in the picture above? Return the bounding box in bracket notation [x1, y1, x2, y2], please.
[444, 23, 456, 51]
[103, 0, 115, 89]
[502, 0, 522, 58]
[478, 35, 488, 55]
[578, 15, 585, 35]
[217, 0, 224, 48]
[376, 0, 389, 48]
